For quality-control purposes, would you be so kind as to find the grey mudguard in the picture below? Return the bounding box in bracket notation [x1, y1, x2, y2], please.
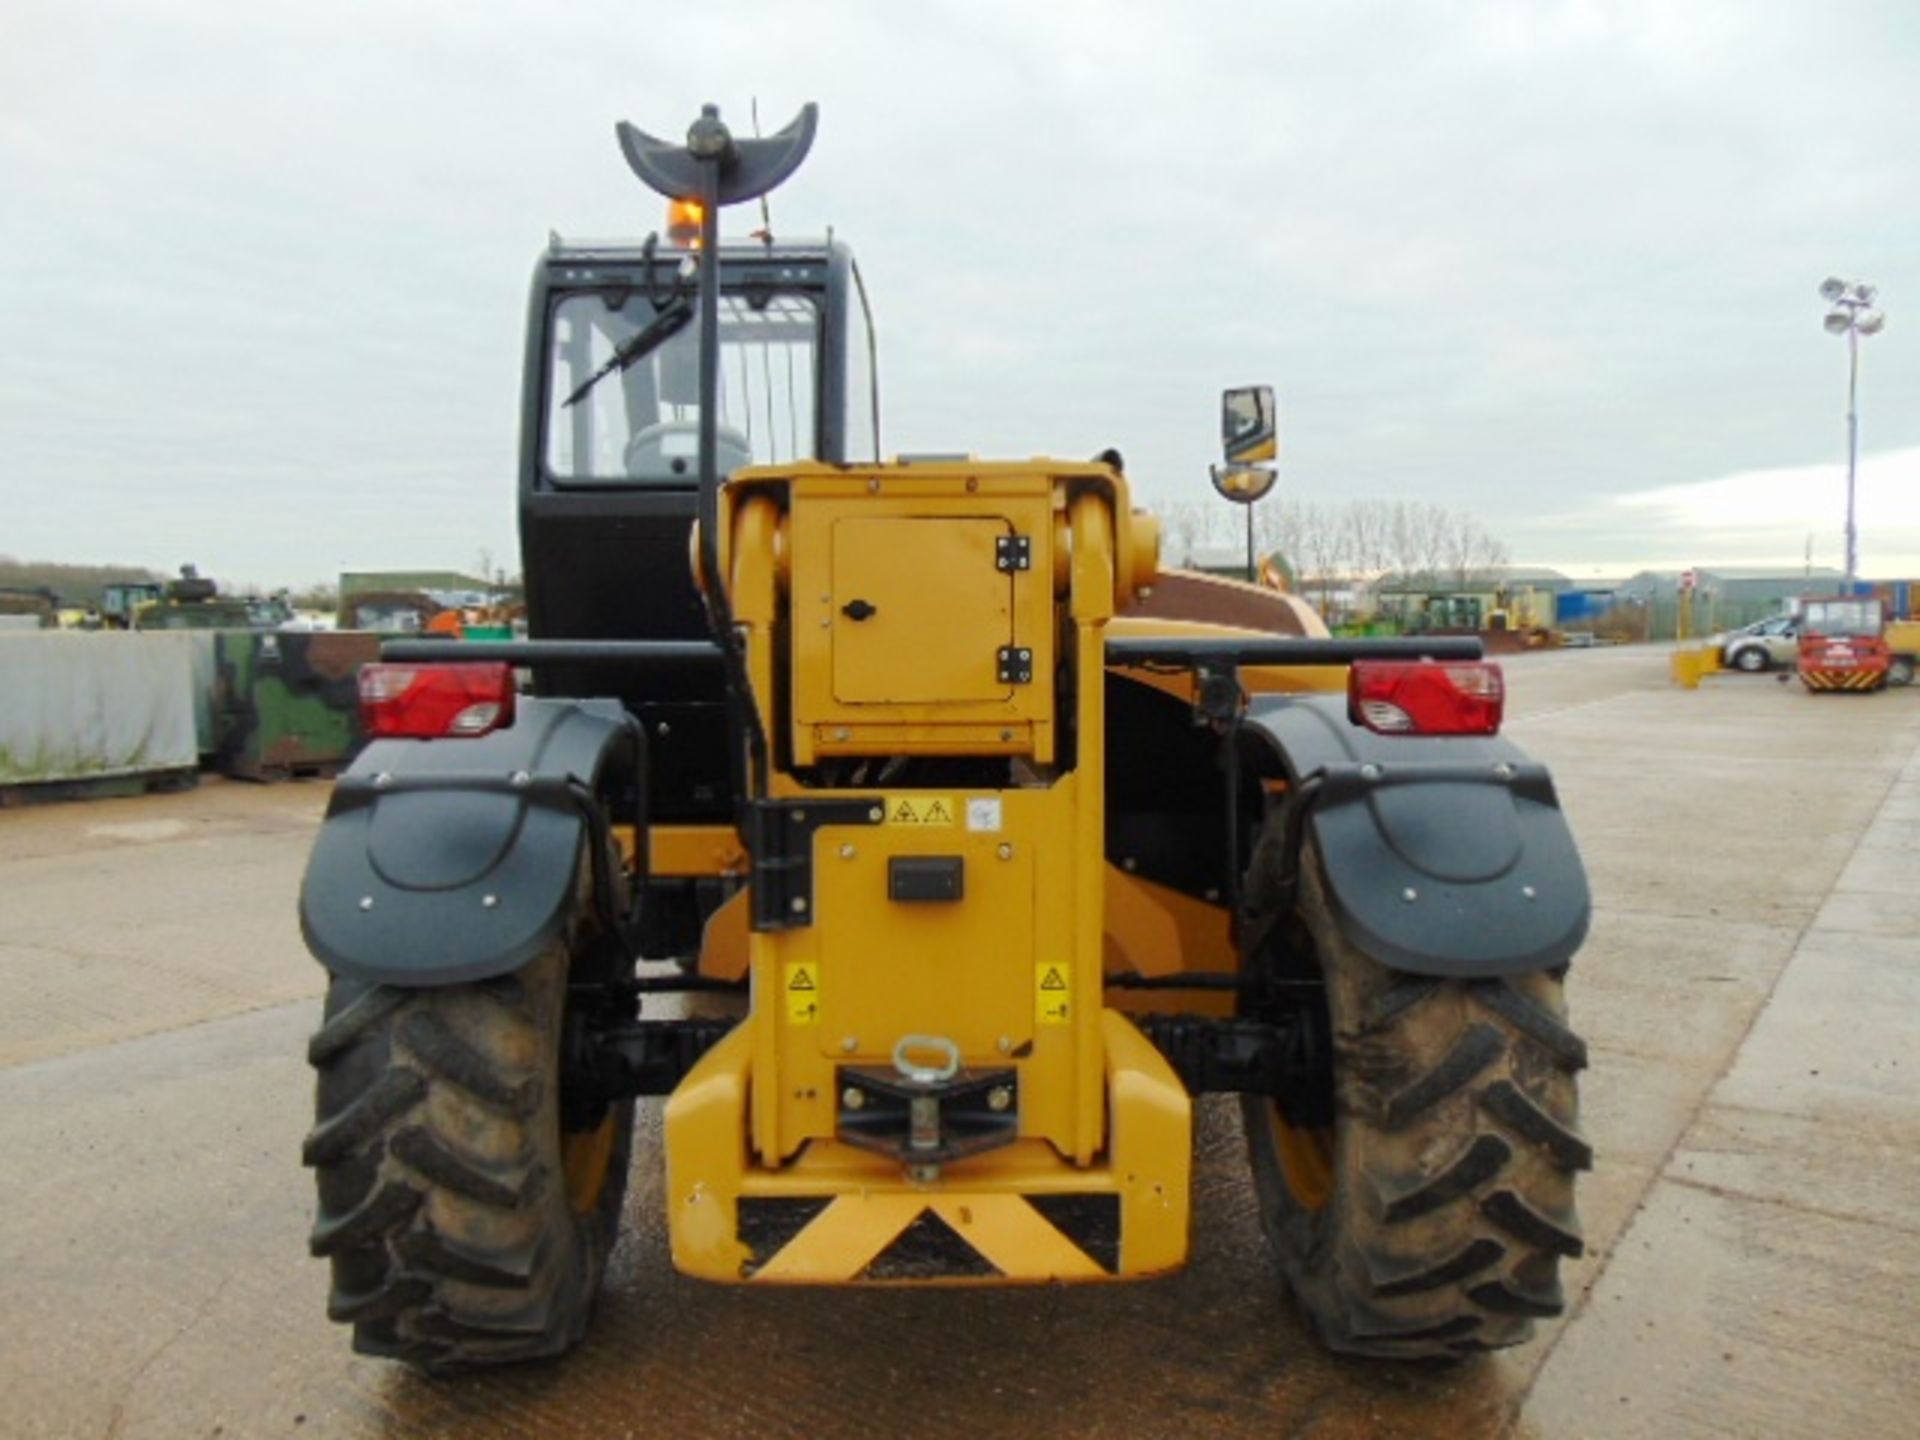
[299, 697, 638, 987]
[1244, 694, 1589, 977]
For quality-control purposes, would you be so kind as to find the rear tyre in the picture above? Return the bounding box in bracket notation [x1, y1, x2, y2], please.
[1733, 647, 1768, 673]
[1240, 828, 1588, 1359]
[1887, 656, 1914, 688]
[301, 890, 633, 1372]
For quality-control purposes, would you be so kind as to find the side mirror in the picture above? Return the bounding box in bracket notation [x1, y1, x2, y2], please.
[1211, 384, 1278, 506]
[1221, 385, 1277, 465]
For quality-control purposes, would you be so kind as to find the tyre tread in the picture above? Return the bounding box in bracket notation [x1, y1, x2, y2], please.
[309, 1179, 422, 1257]
[1472, 979, 1589, 1071]
[307, 986, 406, 1064]
[1382, 1022, 1505, 1129]
[388, 1124, 545, 1208]
[1377, 1134, 1513, 1224]
[397, 1008, 539, 1113]
[1367, 1237, 1506, 1298]
[301, 1068, 426, 1167]
[302, 934, 631, 1373]
[1240, 827, 1587, 1362]
[1479, 1078, 1594, 1171]
[1480, 1189, 1584, 1258]
[1468, 1278, 1564, 1318]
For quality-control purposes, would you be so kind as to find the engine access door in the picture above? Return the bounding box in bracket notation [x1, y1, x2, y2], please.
[830, 517, 1014, 705]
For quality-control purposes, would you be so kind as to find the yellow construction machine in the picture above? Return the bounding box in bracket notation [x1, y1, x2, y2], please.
[297, 103, 1591, 1371]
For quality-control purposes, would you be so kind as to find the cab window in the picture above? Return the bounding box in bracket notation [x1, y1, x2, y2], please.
[544, 290, 821, 485]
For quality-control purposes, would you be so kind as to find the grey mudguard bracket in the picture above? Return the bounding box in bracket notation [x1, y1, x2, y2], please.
[1245, 694, 1589, 978]
[299, 697, 641, 988]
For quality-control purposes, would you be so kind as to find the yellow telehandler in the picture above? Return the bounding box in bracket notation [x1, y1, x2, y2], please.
[298, 103, 1589, 1370]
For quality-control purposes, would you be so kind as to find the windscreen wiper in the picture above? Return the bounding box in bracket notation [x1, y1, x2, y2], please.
[561, 300, 695, 408]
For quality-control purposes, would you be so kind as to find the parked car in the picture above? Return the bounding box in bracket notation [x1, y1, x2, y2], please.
[1720, 614, 1799, 672]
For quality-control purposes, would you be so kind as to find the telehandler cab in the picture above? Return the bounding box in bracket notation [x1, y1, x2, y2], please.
[298, 103, 1591, 1371]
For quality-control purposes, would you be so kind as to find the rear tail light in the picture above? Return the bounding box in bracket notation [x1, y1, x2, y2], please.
[359, 663, 517, 739]
[1348, 660, 1504, 736]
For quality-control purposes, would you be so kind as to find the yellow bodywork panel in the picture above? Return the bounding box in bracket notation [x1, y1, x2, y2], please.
[812, 817, 1035, 1056]
[664, 1011, 1190, 1283]
[1103, 866, 1232, 978]
[830, 517, 1012, 704]
[655, 457, 1314, 1289]
[1103, 867, 1238, 1019]
[779, 474, 1060, 764]
[646, 824, 747, 877]
[753, 781, 1088, 1165]
[697, 889, 750, 981]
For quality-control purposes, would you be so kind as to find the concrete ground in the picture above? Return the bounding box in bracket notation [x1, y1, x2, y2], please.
[2, 645, 1917, 1438]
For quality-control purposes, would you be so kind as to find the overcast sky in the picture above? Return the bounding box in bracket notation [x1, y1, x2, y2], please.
[3, 0, 1916, 588]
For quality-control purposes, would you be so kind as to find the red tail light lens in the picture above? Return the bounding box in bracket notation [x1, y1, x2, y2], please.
[1348, 660, 1504, 736]
[359, 663, 517, 739]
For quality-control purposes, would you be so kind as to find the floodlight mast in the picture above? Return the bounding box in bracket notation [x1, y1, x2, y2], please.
[1819, 278, 1887, 588]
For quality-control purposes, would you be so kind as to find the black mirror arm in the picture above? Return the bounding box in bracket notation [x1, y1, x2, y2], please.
[606, 103, 819, 827]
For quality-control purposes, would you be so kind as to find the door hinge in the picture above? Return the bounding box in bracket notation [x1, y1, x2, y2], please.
[995, 534, 1031, 572]
[746, 796, 884, 930]
[997, 645, 1034, 684]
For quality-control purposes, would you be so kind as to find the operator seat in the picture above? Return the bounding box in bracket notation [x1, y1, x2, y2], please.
[625, 419, 752, 484]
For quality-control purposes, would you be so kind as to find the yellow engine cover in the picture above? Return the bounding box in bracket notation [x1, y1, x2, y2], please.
[785, 474, 1058, 763]
[831, 517, 1014, 704]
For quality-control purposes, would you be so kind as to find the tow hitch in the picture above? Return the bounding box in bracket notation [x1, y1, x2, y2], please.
[837, 1034, 1019, 1180]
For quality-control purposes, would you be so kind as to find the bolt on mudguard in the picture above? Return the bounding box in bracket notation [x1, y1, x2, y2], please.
[1244, 694, 1590, 978]
[298, 697, 641, 987]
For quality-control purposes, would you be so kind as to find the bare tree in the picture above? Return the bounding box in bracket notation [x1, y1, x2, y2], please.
[1153, 492, 1511, 625]
[1440, 511, 1510, 588]
[1413, 502, 1452, 587]
[1342, 500, 1390, 614]
[1346, 501, 1387, 578]
[1291, 500, 1348, 621]
[1440, 510, 1475, 588]
[1162, 500, 1229, 567]
[1327, 504, 1357, 617]
[1468, 525, 1510, 581]
[1385, 501, 1420, 587]
[1382, 501, 1427, 624]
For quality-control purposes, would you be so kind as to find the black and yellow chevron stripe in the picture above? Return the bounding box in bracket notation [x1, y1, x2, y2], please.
[736, 1192, 1120, 1280]
[1801, 668, 1884, 692]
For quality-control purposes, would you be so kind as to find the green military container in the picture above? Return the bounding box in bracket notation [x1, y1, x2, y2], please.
[211, 631, 381, 781]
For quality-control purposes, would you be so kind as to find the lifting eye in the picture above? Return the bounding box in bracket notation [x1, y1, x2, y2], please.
[841, 599, 877, 621]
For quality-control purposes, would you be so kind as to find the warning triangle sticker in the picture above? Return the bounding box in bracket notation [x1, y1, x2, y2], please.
[1039, 966, 1067, 991]
[924, 800, 950, 823]
[789, 969, 816, 991]
[892, 800, 917, 823]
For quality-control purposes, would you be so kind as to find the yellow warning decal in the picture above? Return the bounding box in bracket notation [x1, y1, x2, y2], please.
[1036, 962, 1071, 1025]
[784, 962, 821, 1025]
[886, 795, 955, 827]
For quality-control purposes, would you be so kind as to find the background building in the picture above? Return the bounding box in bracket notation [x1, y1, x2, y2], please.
[1615, 566, 1845, 636]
